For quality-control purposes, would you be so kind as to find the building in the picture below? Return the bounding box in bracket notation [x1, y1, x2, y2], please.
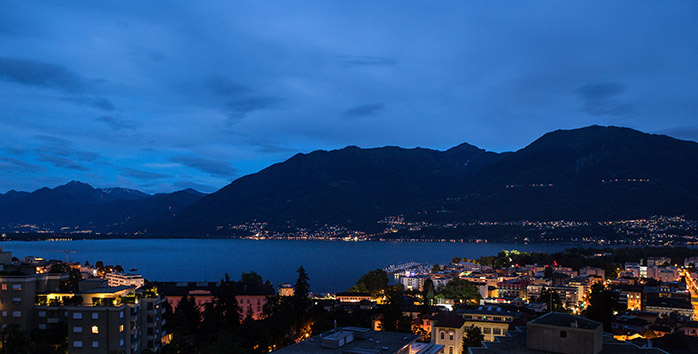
[457, 306, 520, 342]
[527, 312, 603, 354]
[271, 327, 423, 354]
[278, 283, 294, 296]
[497, 280, 527, 299]
[402, 274, 429, 291]
[431, 312, 466, 354]
[106, 272, 145, 288]
[645, 298, 694, 319]
[1, 271, 165, 354]
[335, 292, 372, 303]
[0, 272, 68, 331]
[469, 315, 667, 354]
[155, 281, 275, 320]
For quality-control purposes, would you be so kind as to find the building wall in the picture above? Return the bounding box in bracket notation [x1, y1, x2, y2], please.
[65, 305, 131, 354]
[526, 323, 602, 354]
[464, 320, 509, 342]
[0, 275, 39, 331]
[432, 325, 465, 354]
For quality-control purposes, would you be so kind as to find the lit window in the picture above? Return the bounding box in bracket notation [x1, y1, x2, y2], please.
[12, 284, 21, 290]
[73, 326, 83, 333]
[92, 341, 99, 348]
[1, 311, 6, 317]
[73, 312, 82, 319]
[73, 341, 83, 348]
[120, 339, 124, 346]
[12, 311, 21, 318]
[120, 311, 124, 318]
[92, 326, 99, 334]
[119, 324, 124, 332]
[1, 284, 6, 290]
[92, 312, 99, 319]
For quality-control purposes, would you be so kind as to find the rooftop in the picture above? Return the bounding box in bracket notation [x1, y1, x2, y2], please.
[528, 312, 601, 330]
[81, 285, 134, 294]
[272, 327, 418, 354]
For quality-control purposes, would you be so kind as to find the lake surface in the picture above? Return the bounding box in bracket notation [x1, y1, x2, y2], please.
[0, 239, 573, 292]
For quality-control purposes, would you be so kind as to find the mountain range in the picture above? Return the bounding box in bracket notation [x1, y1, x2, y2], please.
[2, 125, 698, 236]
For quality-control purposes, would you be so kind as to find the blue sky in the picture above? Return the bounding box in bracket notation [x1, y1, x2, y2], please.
[1, 1, 697, 193]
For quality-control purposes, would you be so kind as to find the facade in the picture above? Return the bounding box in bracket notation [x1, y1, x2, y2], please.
[155, 281, 275, 320]
[1, 270, 165, 354]
[335, 292, 372, 303]
[645, 297, 694, 319]
[278, 283, 294, 296]
[526, 312, 603, 354]
[431, 312, 466, 354]
[401, 275, 429, 291]
[106, 272, 145, 288]
[456, 306, 520, 342]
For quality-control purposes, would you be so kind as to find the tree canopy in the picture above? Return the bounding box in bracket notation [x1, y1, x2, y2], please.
[436, 278, 480, 304]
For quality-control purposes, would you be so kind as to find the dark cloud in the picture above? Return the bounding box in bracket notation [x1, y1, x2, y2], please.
[96, 115, 137, 130]
[205, 75, 249, 96]
[66, 96, 116, 111]
[120, 167, 170, 180]
[37, 154, 88, 171]
[33, 135, 99, 161]
[575, 82, 633, 116]
[0, 57, 84, 92]
[225, 96, 279, 122]
[341, 56, 397, 67]
[32, 135, 99, 171]
[169, 155, 238, 177]
[205, 75, 279, 122]
[342, 103, 385, 119]
[656, 126, 698, 142]
[0, 157, 45, 173]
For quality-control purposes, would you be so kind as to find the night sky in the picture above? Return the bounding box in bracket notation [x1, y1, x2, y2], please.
[1, 1, 697, 193]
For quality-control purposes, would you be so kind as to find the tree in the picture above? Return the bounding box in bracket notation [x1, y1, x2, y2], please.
[537, 288, 565, 312]
[451, 257, 462, 264]
[379, 287, 412, 333]
[241, 271, 264, 284]
[544, 266, 553, 279]
[431, 264, 442, 272]
[292, 266, 311, 339]
[350, 269, 389, 295]
[437, 278, 480, 304]
[584, 282, 623, 331]
[462, 325, 484, 350]
[114, 264, 124, 273]
[422, 278, 435, 307]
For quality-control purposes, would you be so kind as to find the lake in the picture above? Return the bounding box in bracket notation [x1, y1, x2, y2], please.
[0, 239, 574, 292]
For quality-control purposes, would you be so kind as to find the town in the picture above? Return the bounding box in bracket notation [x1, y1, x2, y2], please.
[1, 246, 698, 353]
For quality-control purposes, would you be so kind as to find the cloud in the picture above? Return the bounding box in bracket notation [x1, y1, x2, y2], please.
[342, 103, 385, 119]
[205, 75, 279, 122]
[341, 56, 397, 67]
[37, 154, 88, 171]
[205, 75, 249, 96]
[66, 96, 116, 111]
[0, 157, 45, 173]
[120, 167, 170, 180]
[169, 155, 238, 177]
[96, 115, 137, 130]
[575, 82, 633, 116]
[33, 135, 99, 161]
[224, 96, 279, 122]
[0, 57, 84, 92]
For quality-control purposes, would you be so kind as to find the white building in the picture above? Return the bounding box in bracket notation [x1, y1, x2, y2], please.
[105, 273, 145, 289]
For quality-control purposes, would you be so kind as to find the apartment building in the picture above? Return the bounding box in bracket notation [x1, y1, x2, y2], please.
[106, 272, 145, 288]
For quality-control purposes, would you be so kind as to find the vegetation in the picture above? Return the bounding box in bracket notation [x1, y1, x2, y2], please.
[348, 269, 389, 295]
[583, 282, 624, 331]
[436, 278, 480, 304]
[461, 325, 484, 350]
